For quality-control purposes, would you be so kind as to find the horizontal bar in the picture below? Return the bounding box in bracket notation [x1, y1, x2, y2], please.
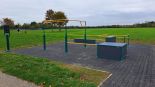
[67, 42, 96, 46]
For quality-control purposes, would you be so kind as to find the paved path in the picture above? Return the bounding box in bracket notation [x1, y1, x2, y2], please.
[0, 71, 38, 87]
[13, 43, 155, 87]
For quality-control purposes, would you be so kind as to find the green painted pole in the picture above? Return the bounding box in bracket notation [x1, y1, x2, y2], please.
[64, 25, 68, 53]
[5, 33, 10, 52]
[84, 22, 87, 48]
[42, 28, 46, 51]
[128, 34, 130, 45]
[123, 36, 126, 43]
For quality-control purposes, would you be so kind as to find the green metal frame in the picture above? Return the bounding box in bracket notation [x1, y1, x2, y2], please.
[84, 22, 87, 48]
[64, 21, 87, 53]
[64, 25, 68, 53]
[42, 28, 46, 51]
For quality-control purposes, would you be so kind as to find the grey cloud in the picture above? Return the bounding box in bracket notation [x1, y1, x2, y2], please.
[0, 0, 155, 25]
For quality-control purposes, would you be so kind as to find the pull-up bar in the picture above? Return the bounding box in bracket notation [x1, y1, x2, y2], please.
[43, 19, 86, 27]
[43, 19, 87, 53]
[62, 19, 87, 53]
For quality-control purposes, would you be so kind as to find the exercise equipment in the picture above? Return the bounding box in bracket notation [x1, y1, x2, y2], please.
[43, 19, 87, 52]
[43, 19, 130, 59]
[97, 42, 128, 60]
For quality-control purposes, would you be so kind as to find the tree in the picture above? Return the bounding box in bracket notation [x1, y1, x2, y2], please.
[30, 21, 37, 26]
[3, 18, 14, 27]
[54, 11, 68, 25]
[45, 9, 68, 31]
[54, 11, 67, 20]
[45, 9, 55, 20]
[22, 23, 30, 29]
[30, 21, 39, 29]
[54, 11, 68, 31]
[14, 24, 21, 29]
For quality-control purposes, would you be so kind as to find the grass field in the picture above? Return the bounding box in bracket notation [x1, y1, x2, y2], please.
[0, 53, 110, 87]
[0, 28, 155, 87]
[1, 28, 155, 50]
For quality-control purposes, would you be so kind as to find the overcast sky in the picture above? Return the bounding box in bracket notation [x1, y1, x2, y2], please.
[0, 0, 155, 26]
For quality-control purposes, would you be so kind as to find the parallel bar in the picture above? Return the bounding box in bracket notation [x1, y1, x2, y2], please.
[67, 42, 96, 46]
[68, 34, 107, 37]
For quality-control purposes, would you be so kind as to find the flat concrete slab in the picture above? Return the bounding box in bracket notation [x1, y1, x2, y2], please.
[0, 72, 38, 87]
[13, 43, 155, 87]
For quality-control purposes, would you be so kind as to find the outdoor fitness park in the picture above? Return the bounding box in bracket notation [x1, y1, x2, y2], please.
[4, 19, 130, 61]
[1, 19, 155, 87]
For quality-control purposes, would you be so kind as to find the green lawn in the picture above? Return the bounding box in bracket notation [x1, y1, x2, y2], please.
[1, 28, 155, 50]
[0, 28, 155, 87]
[0, 53, 110, 87]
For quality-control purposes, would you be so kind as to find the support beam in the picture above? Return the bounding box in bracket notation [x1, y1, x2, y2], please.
[84, 21, 87, 48]
[64, 25, 68, 53]
[42, 28, 46, 51]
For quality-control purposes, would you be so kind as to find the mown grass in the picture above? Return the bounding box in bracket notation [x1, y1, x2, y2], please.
[0, 53, 110, 87]
[0, 28, 155, 50]
[0, 28, 154, 86]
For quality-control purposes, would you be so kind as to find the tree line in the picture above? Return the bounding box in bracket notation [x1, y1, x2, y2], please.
[1, 9, 155, 29]
[0, 9, 68, 29]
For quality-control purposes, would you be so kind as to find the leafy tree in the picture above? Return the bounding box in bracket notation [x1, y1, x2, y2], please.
[45, 9, 55, 20]
[54, 11, 68, 25]
[14, 24, 21, 29]
[30, 21, 37, 26]
[22, 23, 30, 29]
[45, 10, 68, 31]
[54, 11, 68, 31]
[3, 18, 14, 27]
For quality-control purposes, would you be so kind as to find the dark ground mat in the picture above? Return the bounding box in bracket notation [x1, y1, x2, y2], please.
[13, 43, 155, 87]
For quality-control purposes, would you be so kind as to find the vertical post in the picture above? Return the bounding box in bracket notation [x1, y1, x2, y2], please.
[123, 36, 126, 43]
[42, 28, 46, 51]
[64, 25, 68, 53]
[84, 21, 87, 48]
[5, 33, 10, 52]
[128, 34, 130, 45]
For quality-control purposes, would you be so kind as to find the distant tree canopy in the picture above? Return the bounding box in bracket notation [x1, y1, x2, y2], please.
[45, 9, 55, 20]
[45, 9, 68, 27]
[3, 18, 14, 27]
[1, 11, 155, 30]
[30, 21, 37, 26]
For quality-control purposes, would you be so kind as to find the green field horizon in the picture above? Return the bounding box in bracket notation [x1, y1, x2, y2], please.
[0, 28, 155, 50]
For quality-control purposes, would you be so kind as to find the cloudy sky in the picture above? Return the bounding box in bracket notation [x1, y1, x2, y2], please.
[0, 0, 155, 26]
